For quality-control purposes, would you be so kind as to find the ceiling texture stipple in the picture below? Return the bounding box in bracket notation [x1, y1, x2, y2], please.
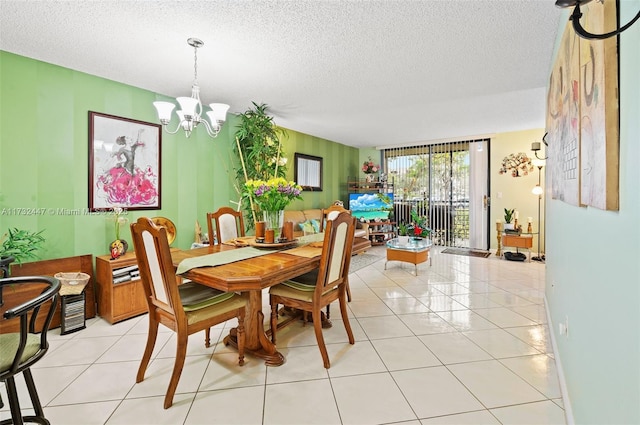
[0, 0, 563, 148]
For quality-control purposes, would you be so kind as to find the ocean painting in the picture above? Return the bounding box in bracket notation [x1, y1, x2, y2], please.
[349, 192, 394, 221]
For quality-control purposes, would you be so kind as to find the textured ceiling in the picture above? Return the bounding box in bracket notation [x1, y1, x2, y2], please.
[0, 0, 563, 148]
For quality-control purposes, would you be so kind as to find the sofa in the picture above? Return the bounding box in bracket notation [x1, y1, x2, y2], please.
[283, 208, 371, 254]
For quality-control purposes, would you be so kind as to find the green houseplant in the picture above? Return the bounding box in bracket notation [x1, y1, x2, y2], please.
[1, 228, 45, 266]
[233, 102, 289, 228]
[504, 208, 515, 224]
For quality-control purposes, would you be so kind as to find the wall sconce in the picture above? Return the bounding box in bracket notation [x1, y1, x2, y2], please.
[556, 0, 640, 40]
[531, 133, 548, 160]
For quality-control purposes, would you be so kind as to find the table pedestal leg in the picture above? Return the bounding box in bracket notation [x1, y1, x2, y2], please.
[223, 290, 285, 366]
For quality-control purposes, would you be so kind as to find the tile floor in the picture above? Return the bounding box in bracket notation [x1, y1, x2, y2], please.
[1, 245, 566, 425]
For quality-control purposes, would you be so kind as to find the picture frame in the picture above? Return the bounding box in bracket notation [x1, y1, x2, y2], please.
[89, 111, 162, 211]
[294, 153, 323, 191]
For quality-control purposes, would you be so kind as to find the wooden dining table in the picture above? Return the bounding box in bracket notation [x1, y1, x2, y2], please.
[171, 244, 323, 366]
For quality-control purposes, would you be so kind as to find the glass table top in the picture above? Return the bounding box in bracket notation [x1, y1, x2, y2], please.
[386, 237, 432, 251]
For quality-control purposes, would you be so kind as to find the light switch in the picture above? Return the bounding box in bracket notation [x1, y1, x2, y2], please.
[497, 192, 502, 199]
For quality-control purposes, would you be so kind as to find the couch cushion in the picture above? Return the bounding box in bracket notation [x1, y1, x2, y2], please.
[284, 210, 307, 229]
[302, 209, 323, 222]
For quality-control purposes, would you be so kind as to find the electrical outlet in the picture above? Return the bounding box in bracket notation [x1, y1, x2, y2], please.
[558, 315, 569, 337]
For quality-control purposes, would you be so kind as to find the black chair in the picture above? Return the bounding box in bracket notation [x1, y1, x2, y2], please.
[0, 275, 60, 425]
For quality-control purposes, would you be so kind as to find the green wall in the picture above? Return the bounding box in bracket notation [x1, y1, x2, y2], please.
[0, 51, 357, 261]
[546, 2, 640, 423]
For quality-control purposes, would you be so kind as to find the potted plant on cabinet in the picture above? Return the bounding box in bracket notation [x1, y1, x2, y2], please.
[503, 208, 515, 230]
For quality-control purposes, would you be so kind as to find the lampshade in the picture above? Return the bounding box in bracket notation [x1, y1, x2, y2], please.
[532, 185, 543, 195]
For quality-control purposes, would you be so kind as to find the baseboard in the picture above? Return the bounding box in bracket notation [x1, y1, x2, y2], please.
[544, 296, 575, 425]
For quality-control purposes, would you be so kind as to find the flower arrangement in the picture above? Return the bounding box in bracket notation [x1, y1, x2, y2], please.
[499, 152, 534, 177]
[398, 210, 431, 239]
[244, 177, 303, 212]
[362, 156, 380, 174]
[111, 207, 128, 240]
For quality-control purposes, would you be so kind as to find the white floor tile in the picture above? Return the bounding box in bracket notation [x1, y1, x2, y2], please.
[332, 373, 417, 425]
[419, 333, 492, 364]
[393, 366, 484, 418]
[490, 400, 566, 424]
[420, 409, 501, 424]
[106, 393, 194, 424]
[463, 329, 542, 358]
[448, 360, 547, 408]
[357, 315, 414, 339]
[371, 336, 442, 370]
[264, 379, 341, 424]
[399, 312, 458, 335]
[500, 355, 562, 399]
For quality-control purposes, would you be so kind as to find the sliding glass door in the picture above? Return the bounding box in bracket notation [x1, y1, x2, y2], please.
[383, 139, 490, 249]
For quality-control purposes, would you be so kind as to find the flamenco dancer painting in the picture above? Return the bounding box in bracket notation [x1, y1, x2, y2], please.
[97, 128, 158, 208]
[90, 112, 161, 211]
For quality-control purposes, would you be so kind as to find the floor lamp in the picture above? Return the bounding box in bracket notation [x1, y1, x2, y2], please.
[531, 163, 545, 262]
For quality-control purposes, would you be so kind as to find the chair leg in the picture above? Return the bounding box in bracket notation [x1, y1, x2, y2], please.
[270, 300, 278, 344]
[237, 309, 246, 366]
[205, 328, 211, 348]
[137, 315, 159, 383]
[346, 276, 352, 302]
[312, 308, 330, 368]
[164, 332, 188, 409]
[5, 376, 24, 425]
[339, 293, 355, 345]
[23, 368, 47, 424]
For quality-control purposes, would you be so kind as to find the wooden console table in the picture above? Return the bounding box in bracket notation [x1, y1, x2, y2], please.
[501, 233, 533, 262]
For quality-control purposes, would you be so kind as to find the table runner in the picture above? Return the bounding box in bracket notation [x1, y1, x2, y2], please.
[176, 232, 326, 275]
[176, 247, 277, 275]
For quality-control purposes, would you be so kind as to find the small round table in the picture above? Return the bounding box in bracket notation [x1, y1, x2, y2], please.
[385, 238, 432, 275]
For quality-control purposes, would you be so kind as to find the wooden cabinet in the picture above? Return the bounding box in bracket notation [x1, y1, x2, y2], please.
[502, 234, 533, 249]
[95, 252, 147, 324]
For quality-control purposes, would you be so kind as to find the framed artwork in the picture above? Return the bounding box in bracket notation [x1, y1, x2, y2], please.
[89, 111, 162, 211]
[546, 0, 619, 211]
[294, 153, 323, 191]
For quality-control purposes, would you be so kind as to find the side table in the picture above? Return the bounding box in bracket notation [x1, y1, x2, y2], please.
[501, 233, 534, 262]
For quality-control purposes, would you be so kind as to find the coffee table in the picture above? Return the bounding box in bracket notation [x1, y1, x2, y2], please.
[385, 238, 432, 275]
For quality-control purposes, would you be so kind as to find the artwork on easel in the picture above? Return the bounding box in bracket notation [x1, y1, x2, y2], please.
[578, 0, 619, 211]
[546, 0, 619, 211]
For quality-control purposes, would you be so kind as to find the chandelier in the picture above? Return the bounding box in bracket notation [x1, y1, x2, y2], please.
[153, 38, 229, 138]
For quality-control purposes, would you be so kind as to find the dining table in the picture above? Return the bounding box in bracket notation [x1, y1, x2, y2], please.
[170, 238, 324, 366]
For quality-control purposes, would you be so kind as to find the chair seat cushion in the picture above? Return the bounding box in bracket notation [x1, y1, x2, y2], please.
[0, 333, 41, 373]
[185, 294, 246, 325]
[179, 282, 235, 312]
[271, 270, 336, 301]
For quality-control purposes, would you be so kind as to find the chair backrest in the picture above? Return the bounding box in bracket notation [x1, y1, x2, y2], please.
[207, 207, 245, 245]
[320, 205, 351, 232]
[0, 275, 60, 377]
[315, 212, 356, 296]
[130, 217, 184, 321]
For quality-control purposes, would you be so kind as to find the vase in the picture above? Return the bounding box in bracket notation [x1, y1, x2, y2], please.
[365, 173, 375, 183]
[263, 210, 285, 240]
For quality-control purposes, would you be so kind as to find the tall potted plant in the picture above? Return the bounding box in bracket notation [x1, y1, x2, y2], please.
[1, 228, 46, 272]
[233, 102, 288, 227]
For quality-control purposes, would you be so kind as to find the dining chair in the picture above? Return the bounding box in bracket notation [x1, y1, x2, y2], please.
[130, 217, 247, 409]
[207, 206, 245, 245]
[0, 275, 60, 425]
[320, 204, 353, 304]
[269, 212, 356, 368]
